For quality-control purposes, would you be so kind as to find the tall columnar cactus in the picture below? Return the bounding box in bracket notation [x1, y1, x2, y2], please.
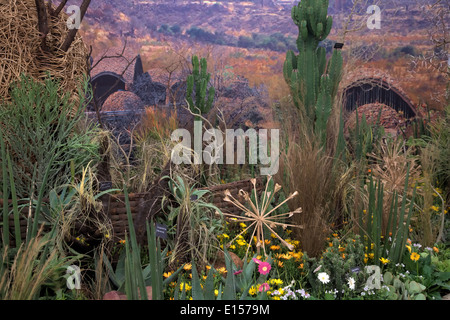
[283, 0, 343, 146]
[186, 55, 215, 116]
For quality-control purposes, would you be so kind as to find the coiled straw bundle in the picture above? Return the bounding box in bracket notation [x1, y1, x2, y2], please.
[0, 0, 89, 108]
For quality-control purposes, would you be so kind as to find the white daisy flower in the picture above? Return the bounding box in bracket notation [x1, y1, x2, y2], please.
[317, 272, 330, 284]
[347, 277, 356, 290]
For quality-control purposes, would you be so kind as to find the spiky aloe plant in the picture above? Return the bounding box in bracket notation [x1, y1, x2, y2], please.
[361, 166, 417, 267]
[123, 184, 148, 300]
[283, 0, 343, 146]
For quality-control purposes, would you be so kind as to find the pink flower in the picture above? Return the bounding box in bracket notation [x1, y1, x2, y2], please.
[258, 262, 271, 275]
[253, 258, 271, 275]
[233, 270, 243, 275]
[259, 283, 270, 292]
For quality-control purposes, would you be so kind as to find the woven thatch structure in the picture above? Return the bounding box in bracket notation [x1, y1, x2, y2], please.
[89, 46, 139, 107]
[1, 177, 264, 248]
[341, 68, 417, 119]
[0, 0, 89, 107]
[344, 102, 408, 138]
[90, 46, 138, 86]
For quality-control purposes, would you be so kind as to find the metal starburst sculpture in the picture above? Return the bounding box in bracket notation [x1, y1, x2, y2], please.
[219, 176, 303, 259]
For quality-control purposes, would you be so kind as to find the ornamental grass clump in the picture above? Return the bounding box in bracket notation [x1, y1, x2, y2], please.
[0, 228, 75, 300]
[131, 107, 178, 193]
[367, 139, 422, 235]
[164, 175, 224, 269]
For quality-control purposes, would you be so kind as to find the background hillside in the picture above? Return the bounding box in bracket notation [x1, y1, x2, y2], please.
[78, 0, 448, 110]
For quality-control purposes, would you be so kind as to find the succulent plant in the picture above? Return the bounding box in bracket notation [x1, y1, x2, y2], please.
[186, 55, 215, 117]
[382, 271, 427, 300]
[283, 0, 343, 147]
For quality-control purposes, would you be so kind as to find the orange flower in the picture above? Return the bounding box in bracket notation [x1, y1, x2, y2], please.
[410, 252, 420, 262]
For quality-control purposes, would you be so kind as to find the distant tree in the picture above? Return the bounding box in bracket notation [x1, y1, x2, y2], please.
[170, 24, 181, 34]
[187, 26, 226, 45]
[237, 35, 254, 48]
[158, 24, 172, 34]
[392, 45, 419, 58]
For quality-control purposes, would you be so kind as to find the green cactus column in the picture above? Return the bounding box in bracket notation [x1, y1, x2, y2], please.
[186, 55, 215, 118]
[283, 0, 343, 147]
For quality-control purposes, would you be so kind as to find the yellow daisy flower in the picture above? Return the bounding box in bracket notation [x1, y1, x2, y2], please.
[410, 252, 420, 262]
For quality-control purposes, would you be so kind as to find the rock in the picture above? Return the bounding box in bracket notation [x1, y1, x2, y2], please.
[133, 54, 144, 84]
[131, 72, 166, 105]
[103, 286, 153, 300]
[103, 291, 126, 300]
[213, 250, 244, 277]
[218, 76, 260, 101]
